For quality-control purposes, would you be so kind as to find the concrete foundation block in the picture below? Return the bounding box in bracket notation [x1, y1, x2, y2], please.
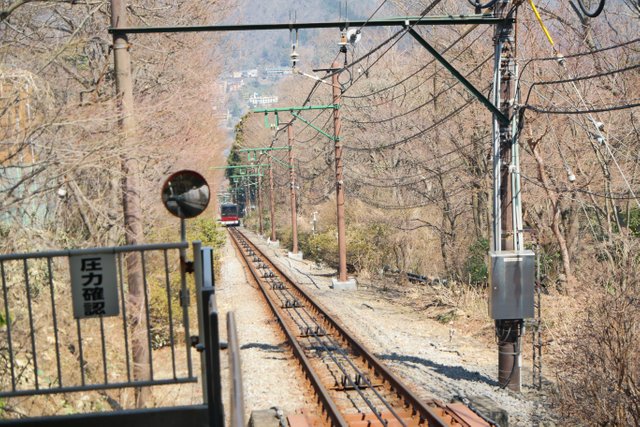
[288, 251, 303, 261]
[249, 409, 281, 427]
[465, 395, 508, 427]
[331, 278, 358, 290]
[266, 239, 279, 248]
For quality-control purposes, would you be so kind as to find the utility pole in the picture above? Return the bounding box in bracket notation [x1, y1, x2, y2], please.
[110, 0, 148, 407]
[244, 178, 251, 218]
[268, 154, 277, 243]
[332, 61, 348, 284]
[492, 0, 528, 392]
[258, 172, 264, 235]
[288, 124, 300, 256]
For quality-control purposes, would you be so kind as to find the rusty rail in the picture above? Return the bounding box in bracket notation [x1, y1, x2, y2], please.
[229, 228, 485, 427]
[229, 229, 348, 427]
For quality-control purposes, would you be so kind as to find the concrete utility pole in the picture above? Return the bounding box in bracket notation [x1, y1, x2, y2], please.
[288, 124, 300, 255]
[332, 61, 348, 283]
[110, 0, 148, 407]
[257, 173, 264, 235]
[244, 179, 250, 217]
[268, 155, 277, 243]
[492, 0, 525, 392]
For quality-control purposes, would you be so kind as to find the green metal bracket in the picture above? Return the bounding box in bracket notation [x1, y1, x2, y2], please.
[406, 28, 509, 125]
[238, 147, 291, 152]
[291, 112, 337, 142]
[212, 164, 268, 170]
[230, 173, 263, 179]
[253, 105, 338, 114]
[254, 105, 338, 130]
[267, 153, 290, 169]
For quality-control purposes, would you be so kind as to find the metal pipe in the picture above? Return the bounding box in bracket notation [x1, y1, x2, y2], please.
[204, 293, 224, 427]
[23, 259, 39, 390]
[108, 15, 511, 35]
[117, 253, 132, 383]
[193, 241, 206, 401]
[0, 241, 187, 261]
[1, 262, 16, 391]
[140, 252, 154, 381]
[0, 378, 198, 398]
[227, 312, 245, 427]
[46, 258, 63, 388]
[163, 250, 178, 379]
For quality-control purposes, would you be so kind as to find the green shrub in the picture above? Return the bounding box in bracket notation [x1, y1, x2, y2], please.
[297, 223, 391, 274]
[149, 217, 226, 348]
[187, 217, 226, 248]
[465, 238, 489, 285]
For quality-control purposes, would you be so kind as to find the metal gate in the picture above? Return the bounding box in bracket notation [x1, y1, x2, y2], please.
[0, 242, 195, 398]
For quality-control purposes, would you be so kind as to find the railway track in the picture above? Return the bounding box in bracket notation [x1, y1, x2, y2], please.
[228, 227, 493, 427]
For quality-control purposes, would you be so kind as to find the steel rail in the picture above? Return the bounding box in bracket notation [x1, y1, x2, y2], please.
[237, 236, 403, 426]
[228, 229, 348, 427]
[230, 228, 466, 427]
[235, 235, 398, 425]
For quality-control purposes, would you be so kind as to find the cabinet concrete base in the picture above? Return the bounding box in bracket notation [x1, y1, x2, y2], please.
[331, 278, 357, 290]
[267, 239, 279, 248]
[288, 252, 303, 261]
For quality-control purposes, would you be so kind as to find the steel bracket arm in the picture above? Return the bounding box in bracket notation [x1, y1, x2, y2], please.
[212, 164, 268, 169]
[290, 112, 337, 142]
[266, 153, 290, 169]
[407, 27, 509, 125]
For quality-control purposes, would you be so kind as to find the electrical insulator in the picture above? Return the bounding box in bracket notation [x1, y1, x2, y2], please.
[338, 30, 348, 52]
[290, 45, 299, 68]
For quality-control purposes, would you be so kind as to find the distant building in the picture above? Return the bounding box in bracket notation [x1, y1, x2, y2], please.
[227, 80, 244, 92]
[263, 67, 293, 78]
[232, 69, 258, 79]
[248, 92, 278, 108]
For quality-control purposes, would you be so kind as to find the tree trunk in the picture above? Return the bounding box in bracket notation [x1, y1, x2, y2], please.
[528, 139, 575, 290]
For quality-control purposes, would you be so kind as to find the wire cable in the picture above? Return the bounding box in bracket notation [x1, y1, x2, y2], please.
[344, 84, 490, 152]
[344, 54, 492, 125]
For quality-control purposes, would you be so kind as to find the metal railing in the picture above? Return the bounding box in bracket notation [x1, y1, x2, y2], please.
[196, 244, 244, 427]
[0, 241, 245, 427]
[227, 312, 245, 427]
[0, 242, 196, 398]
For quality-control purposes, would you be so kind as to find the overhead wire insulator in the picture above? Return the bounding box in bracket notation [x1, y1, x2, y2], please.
[338, 30, 348, 53]
[290, 29, 299, 68]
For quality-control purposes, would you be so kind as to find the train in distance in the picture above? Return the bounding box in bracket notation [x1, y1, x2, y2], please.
[219, 202, 240, 226]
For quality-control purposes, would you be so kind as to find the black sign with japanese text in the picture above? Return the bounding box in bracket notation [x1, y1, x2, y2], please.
[70, 253, 119, 319]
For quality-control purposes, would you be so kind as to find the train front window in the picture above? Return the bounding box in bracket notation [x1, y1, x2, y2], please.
[221, 206, 237, 216]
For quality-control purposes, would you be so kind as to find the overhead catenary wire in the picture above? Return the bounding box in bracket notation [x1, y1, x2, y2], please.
[343, 54, 492, 125]
[519, 11, 640, 209]
[344, 84, 491, 152]
[342, 24, 487, 101]
[282, 1, 481, 161]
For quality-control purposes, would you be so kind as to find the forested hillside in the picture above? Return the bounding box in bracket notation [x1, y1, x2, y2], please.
[1, 0, 232, 250]
[1, 0, 639, 424]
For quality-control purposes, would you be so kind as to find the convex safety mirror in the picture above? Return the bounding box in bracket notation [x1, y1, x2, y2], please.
[161, 170, 210, 219]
